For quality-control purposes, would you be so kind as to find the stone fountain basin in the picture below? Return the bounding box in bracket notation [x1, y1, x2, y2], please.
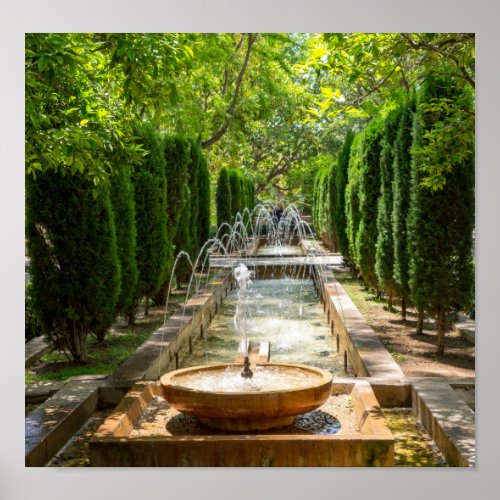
[160, 363, 333, 431]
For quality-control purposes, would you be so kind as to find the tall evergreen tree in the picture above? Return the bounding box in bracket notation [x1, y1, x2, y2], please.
[216, 168, 232, 233]
[130, 123, 169, 319]
[174, 183, 193, 286]
[197, 148, 211, 248]
[228, 169, 242, 220]
[356, 120, 384, 290]
[407, 76, 475, 354]
[375, 108, 402, 307]
[335, 130, 355, 258]
[154, 135, 190, 306]
[188, 139, 200, 257]
[107, 157, 138, 330]
[26, 171, 120, 361]
[345, 133, 364, 268]
[392, 98, 416, 320]
[327, 163, 338, 251]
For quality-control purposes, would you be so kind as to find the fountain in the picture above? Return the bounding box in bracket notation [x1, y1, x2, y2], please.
[160, 260, 333, 431]
[90, 203, 394, 466]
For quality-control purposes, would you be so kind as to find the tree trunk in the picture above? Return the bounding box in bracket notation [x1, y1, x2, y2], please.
[401, 296, 407, 322]
[94, 328, 106, 343]
[436, 307, 446, 355]
[144, 297, 149, 317]
[387, 290, 393, 310]
[71, 325, 86, 362]
[416, 306, 424, 335]
[153, 282, 168, 307]
[127, 304, 137, 325]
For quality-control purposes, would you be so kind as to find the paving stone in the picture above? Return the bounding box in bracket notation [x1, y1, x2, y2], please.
[25, 379, 100, 466]
[25, 381, 67, 404]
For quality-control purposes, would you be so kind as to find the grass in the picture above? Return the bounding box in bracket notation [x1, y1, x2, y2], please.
[25, 299, 184, 385]
[25, 276, 223, 386]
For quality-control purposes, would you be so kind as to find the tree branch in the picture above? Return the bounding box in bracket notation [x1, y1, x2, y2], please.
[201, 34, 256, 149]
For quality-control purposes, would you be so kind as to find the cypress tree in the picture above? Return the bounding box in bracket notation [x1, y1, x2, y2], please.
[320, 168, 330, 242]
[164, 136, 190, 242]
[356, 120, 384, 290]
[26, 171, 120, 361]
[228, 169, 242, 220]
[216, 167, 232, 234]
[312, 171, 320, 231]
[392, 98, 416, 320]
[153, 135, 190, 306]
[106, 156, 138, 330]
[248, 180, 255, 210]
[375, 108, 402, 308]
[188, 139, 200, 257]
[327, 163, 338, 251]
[197, 149, 211, 248]
[130, 123, 169, 318]
[407, 76, 475, 354]
[174, 183, 193, 286]
[335, 131, 355, 258]
[345, 133, 364, 270]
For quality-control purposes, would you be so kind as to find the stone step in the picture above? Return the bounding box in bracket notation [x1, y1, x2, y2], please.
[25, 336, 51, 367]
[454, 315, 475, 344]
[410, 377, 475, 467]
[25, 379, 100, 466]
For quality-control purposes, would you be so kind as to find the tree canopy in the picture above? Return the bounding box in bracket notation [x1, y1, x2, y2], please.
[26, 33, 474, 202]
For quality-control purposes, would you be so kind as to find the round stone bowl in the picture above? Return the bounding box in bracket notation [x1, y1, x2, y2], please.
[160, 363, 333, 431]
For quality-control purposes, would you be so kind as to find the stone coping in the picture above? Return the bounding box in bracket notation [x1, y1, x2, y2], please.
[410, 377, 475, 467]
[313, 265, 405, 380]
[25, 379, 100, 466]
[454, 314, 475, 344]
[89, 380, 394, 467]
[25, 336, 51, 367]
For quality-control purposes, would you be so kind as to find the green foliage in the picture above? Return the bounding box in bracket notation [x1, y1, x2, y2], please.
[407, 76, 475, 353]
[131, 123, 169, 313]
[26, 171, 120, 361]
[188, 141, 200, 257]
[311, 160, 341, 251]
[392, 99, 416, 315]
[304, 33, 474, 190]
[163, 136, 191, 242]
[174, 183, 193, 285]
[109, 157, 138, 318]
[25, 33, 192, 188]
[194, 142, 211, 248]
[216, 168, 232, 232]
[411, 91, 474, 191]
[25, 280, 42, 342]
[345, 133, 364, 267]
[375, 109, 402, 300]
[356, 120, 384, 289]
[228, 169, 242, 220]
[335, 131, 355, 257]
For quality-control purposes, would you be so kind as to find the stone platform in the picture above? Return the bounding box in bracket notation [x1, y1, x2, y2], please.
[89, 380, 394, 467]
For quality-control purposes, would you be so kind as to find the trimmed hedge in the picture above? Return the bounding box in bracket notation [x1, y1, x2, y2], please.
[130, 123, 169, 318]
[26, 171, 120, 361]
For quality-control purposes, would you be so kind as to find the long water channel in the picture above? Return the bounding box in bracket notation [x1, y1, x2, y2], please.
[174, 276, 353, 375]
